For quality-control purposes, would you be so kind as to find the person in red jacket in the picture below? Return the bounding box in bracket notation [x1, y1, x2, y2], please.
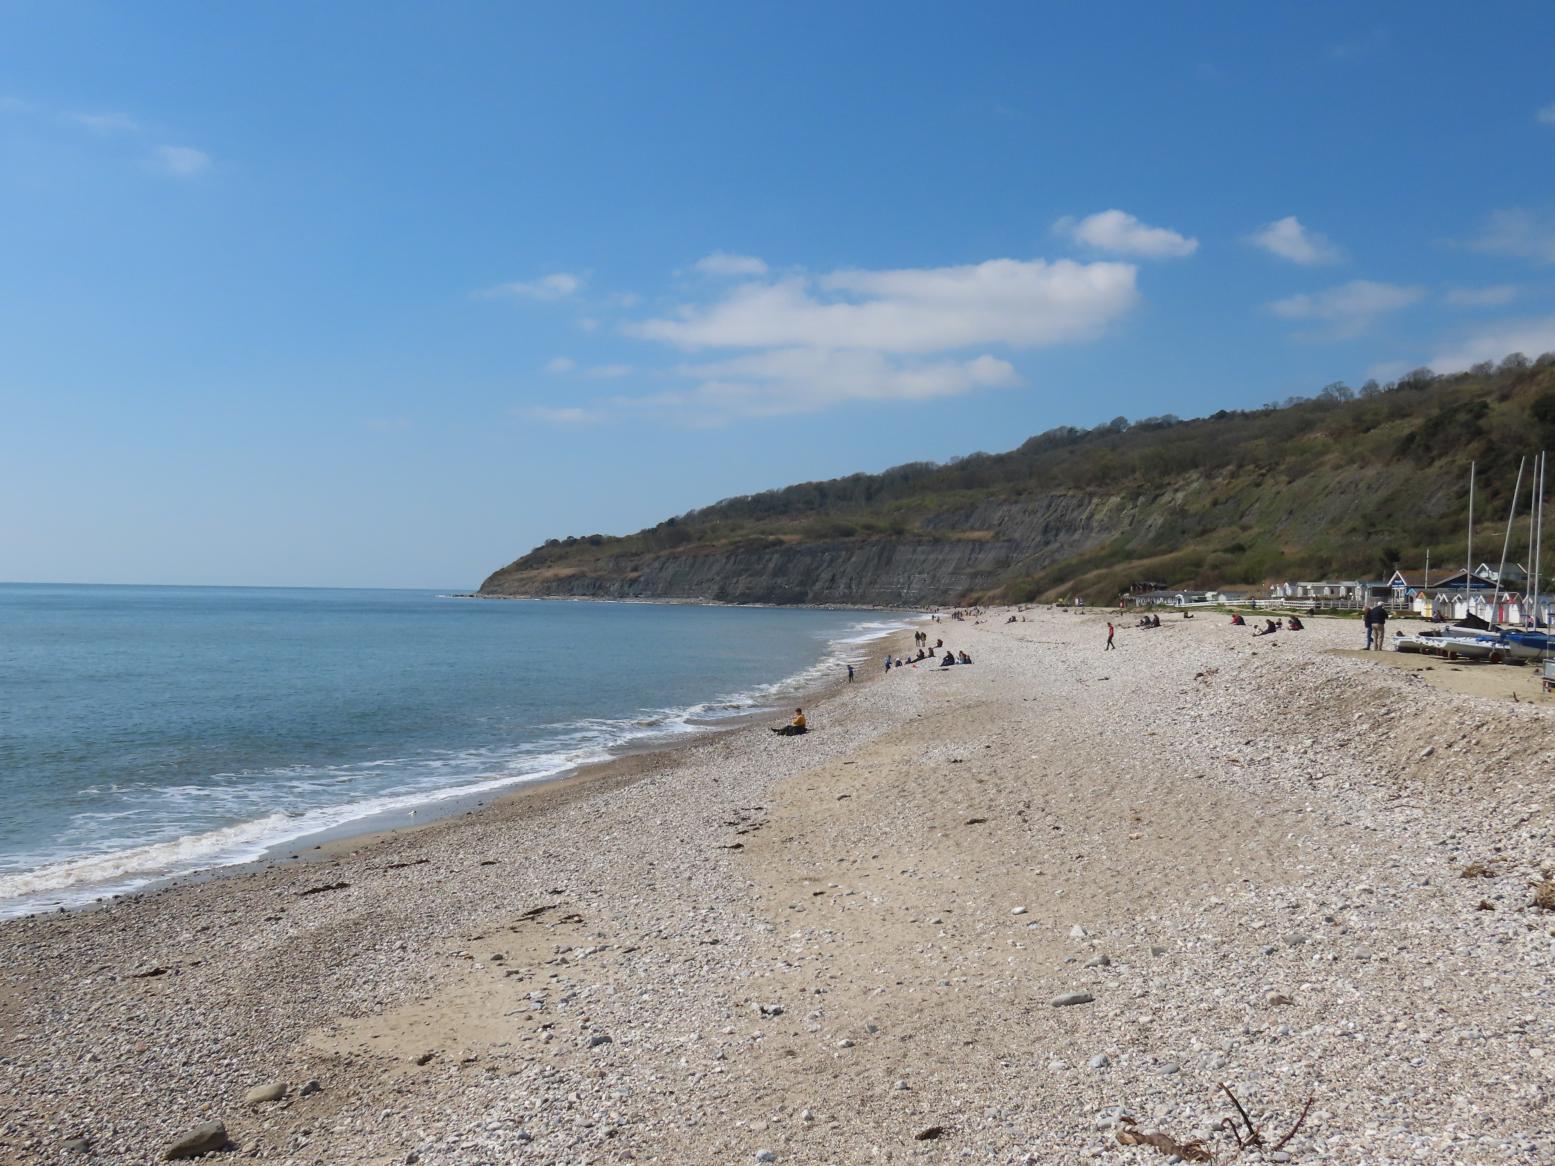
[1105, 622, 1116, 650]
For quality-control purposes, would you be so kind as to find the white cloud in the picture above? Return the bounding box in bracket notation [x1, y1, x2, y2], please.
[529, 405, 602, 424]
[1444, 284, 1518, 308]
[151, 145, 210, 177]
[1430, 315, 1555, 373]
[1247, 216, 1344, 265]
[635, 348, 1020, 421]
[544, 356, 577, 374]
[1267, 280, 1424, 337]
[69, 111, 142, 134]
[1054, 209, 1198, 258]
[693, 251, 769, 277]
[630, 258, 1138, 354]
[1365, 360, 1410, 384]
[478, 272, 586, 300]
[1537, 104, 1555, 125]
[1466, 209, 1555, 264]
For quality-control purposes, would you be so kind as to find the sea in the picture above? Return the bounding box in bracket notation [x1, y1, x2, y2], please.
[0, 584, 911, 918]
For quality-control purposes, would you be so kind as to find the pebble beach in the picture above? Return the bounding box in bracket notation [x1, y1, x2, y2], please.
[2, 609, 1553, 1164]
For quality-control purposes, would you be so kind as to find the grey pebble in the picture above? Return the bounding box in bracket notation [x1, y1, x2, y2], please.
[163, 1122, 228, 1160]
[1050, 992, 1094, 1006]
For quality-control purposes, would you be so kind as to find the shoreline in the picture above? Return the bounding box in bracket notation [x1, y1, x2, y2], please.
[0, 617, 922, 922]
[452, 591, 938, 612]
[4, 609, 1549, 1164]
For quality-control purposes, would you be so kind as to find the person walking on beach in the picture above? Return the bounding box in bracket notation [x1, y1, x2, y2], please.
[846, 663, 854, 682]
[1105, 621, 1116, 650]
[1369, 603, 1388, 649]
[1363, 605, 1376, 650]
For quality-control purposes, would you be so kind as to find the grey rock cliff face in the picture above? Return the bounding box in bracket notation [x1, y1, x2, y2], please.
[480, 491, 1141, 606]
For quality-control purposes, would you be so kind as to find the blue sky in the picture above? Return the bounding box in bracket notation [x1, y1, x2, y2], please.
[4, 2, 1555, 588]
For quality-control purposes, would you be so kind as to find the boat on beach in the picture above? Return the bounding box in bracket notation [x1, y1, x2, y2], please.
[1391, 627, 1507, 661]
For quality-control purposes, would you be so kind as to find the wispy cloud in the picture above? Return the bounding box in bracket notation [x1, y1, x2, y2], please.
[1247, 216, 1344, 265]
[630, 258, 1138, 354]
[1430, 315, 1555, 373]
[1053, 209, 1198, 259]
[151, 144, 211, 177]
[529, 405, 603, 425]
[1267, 279, 1423, 337]
[1466, 209, 1555, 265]
[525, 248, 1146, 423]
[4, 98, 212, 177]
[636, 348, 1020, 422]
[1365, 359, 1410, 383]
[1537, 103, 1555, 125]
[477, 272, 586, 301]
[67, 111, 142, 135]
[693, 251, 769, 277]
[1444, 284, 1518, 308]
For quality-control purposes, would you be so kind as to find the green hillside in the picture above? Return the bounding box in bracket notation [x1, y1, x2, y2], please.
[488, 355, 1555, 605]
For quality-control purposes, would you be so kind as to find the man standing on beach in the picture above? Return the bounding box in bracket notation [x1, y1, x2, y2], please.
[846, 663, 854, 681]
[1370, 603, 1388, 649]
[1363, 605, 1375, 650]
[1105, 621, 1116, 650]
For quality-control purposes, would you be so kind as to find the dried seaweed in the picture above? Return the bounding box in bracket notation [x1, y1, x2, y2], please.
[1115, 1127, 1213, 1161]
[1532, 879, 1555, 911]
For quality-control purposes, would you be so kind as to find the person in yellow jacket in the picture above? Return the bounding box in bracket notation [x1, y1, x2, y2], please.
[770, 708, 807, 736]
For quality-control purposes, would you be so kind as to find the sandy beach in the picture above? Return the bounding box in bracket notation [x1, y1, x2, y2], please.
[3, 609, 1553, 1165]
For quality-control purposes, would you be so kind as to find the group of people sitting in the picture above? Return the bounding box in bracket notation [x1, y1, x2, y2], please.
[1136, 614, 1163, 629]
[886, 641, 972, 669]
[889, 632, 967, 670]
[1241, 614, 1304, 636]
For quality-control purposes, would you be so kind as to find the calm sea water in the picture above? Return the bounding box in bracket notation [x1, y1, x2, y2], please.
[0, 584, 908, 917]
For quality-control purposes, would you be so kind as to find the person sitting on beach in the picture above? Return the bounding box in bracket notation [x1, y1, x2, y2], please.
[1253, 618, 1278, 636]
[1230, 613, 1245, 626]
[957, 650, 972, 664]
[1287, 615, 1304, 631]
[935, 638, 943, 648]
[1151, 614, 1162, 628]
[940, 653, 956, 666]
[770, 708, 807, 736]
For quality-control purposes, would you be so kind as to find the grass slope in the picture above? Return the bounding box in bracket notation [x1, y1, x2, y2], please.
[488, 357, 1555, 604]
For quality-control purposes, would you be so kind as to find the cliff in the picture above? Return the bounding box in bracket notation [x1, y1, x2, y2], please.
[480, 358, 1555, 606]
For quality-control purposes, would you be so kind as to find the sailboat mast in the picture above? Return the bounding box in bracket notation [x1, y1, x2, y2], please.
[1466, 460, 1475, 621]
[1538, 451, 1547, 628]
[1493, 457, 1525, 628]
